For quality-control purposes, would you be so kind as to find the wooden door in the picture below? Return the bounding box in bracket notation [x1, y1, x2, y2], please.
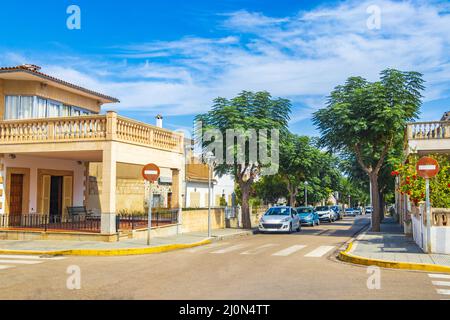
[10, 174, 24, 216]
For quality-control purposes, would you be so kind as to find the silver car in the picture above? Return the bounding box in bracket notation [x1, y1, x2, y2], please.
[315, 205, 335, 222]
[258, 206, 301, 233]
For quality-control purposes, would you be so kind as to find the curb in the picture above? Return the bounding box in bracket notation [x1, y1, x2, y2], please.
[0, 239, 213, 257]
[339, 242, 450, 274]
[0, 230, 255, 257]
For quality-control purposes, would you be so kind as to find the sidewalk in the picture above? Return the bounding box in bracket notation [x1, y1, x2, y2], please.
[0, 228, 254, 256]
[340, 217, 450, 272]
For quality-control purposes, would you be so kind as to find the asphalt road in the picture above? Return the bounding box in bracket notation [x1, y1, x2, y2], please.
[0, 216, 444, 300]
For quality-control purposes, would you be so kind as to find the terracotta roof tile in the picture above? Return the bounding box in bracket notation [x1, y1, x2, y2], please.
[0, 65, 119, 103]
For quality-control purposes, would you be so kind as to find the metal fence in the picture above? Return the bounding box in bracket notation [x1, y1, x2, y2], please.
[0, 214, 101, 233]
[117, 209, 179, 231]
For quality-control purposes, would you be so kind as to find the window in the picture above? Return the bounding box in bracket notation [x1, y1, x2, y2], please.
[4, 96, 20, 119]
[3, 95, 93, 120]
[47, 100, 61, 118]
[61, 105, 71, 117]
[20, 96, 34, 119]
[35, 98, 47, 118]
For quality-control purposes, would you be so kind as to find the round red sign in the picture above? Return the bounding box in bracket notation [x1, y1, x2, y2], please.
[142, 163, 160, 182]
[416, 157, 439, 179]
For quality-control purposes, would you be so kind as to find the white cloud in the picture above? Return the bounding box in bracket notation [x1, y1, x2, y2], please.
[2, 0, 450, 123]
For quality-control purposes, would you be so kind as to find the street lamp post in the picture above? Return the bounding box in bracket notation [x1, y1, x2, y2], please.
[304, 181, 308, 206]
[205, 151, 216, 238]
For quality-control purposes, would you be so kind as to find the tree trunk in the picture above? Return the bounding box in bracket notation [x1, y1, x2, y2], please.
[370, 172, 381, 232]
[379, 191, 385, 222]
[240, 183, 252, 229]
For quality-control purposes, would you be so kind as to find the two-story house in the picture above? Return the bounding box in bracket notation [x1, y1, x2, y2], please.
[0, 65, 184, 241]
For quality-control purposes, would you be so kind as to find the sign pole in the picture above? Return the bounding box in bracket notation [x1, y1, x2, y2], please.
[416, 157, 439, 254]
[425, 178, 431, 253]
[142, 163, 160, 247]
[147, 182, 153, 246]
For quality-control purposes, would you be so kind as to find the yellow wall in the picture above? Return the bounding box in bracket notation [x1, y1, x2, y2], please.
[0, 80, 5, 119]
[0, 79, 101, 116]
[181, 208, 225, 233]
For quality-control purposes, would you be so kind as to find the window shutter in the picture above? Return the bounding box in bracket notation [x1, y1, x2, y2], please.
[62, 176, 73, 218]
[41, 175, 51, 214]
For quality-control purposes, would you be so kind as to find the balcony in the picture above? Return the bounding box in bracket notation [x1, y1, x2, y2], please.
[0, 111, 184, 154]
[406, 121, 450, 154]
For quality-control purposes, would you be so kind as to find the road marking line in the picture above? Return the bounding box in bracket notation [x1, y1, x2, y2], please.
[0, 259, 43, 265]
[241, 244, 278, 255]
[187, 242, 229, 253]
[210, 244, 247, 254]
[433, 281, 450, 287]
[304, 246, 335, 258]
[0, 265, 14, 270]
[428, 274, 450, 279]
[436, 289, 450, 295]
[0, 254, 65, 260]
[272, 245, 306, 256]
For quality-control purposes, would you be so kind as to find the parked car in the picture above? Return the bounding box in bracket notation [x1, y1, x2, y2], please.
[353, 207, 362, 215]
[365, 206, 373, 214]
[344, 208, 356, 216]
[296, 206, 320, 226]
[331, 205, 344, 220]
[258, 206, 301, 233]
[315, 205, 335, 222]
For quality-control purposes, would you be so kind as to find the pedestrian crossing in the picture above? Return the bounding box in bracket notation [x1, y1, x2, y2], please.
[190, 242, 336, 258]
[0, 254, 65, 272]
[428, 273, 450, 299]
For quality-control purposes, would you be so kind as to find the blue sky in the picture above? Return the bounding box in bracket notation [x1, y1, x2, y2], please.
[1, 0, 450, 137]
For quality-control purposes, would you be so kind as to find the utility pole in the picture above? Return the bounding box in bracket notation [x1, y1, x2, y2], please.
[304, 181, 308, 206]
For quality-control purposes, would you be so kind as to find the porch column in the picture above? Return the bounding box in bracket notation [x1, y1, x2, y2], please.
[101, 142, 117, 234]
[171, 169, 180, 209]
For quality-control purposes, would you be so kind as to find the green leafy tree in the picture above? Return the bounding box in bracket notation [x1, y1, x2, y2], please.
[253, 174, 287, 205]
[313, 69, 424, 231]
[196, 91, 291, 229]
[279, 134, 317, 206]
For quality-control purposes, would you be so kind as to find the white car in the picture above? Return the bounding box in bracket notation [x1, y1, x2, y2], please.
[258, 206, 301, 233]
[315, 205, 335, 222]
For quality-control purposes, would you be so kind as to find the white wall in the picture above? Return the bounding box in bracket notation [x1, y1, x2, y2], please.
[0, 157, 5, 214]
[412, 212, 450, 254]
[2, 154, 85, 213]
[185, 174, 235, 208]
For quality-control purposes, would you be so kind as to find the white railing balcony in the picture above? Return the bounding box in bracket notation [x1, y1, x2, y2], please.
[0, 111, 184, 153]
[407, 121, 450, 140]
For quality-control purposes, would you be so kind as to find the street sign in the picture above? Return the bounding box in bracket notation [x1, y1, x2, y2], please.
[416, 157, 440, 179]
[141, 163, 160, 246]
[142, 163, 160, 182]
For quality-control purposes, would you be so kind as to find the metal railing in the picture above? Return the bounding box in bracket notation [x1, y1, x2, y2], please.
[0, 214, 101, 233]
[116, 209, 179, 231]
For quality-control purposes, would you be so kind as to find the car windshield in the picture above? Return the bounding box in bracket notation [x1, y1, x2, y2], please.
[316, 206, 329, 211]
[265, 207, 290, 216]
[296, 208, 312, 213]
[345, 208, 353, 211]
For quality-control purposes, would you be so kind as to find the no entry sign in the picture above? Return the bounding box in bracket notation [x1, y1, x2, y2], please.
[416, 157, 440, 179]
[142, 163, 160, 182]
